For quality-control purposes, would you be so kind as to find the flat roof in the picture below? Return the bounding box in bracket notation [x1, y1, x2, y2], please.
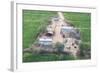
[39, 37, 53, 41]
[61, 26, 73, 29]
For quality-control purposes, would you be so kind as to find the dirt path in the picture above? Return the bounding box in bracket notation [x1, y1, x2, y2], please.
[52, 12, 65, 43]
[52, 21, 63, 43]
[58, 12, 65, 20]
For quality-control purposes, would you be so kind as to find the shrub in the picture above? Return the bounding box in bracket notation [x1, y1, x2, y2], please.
[54, 42, 64, 53]
[79, 43, 91, 59]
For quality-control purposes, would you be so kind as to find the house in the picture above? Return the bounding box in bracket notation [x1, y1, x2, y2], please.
[39, 36, 53, 46]
[60, 25, 74, 37]
[61, 25, 74, 33]
[60, 25, 80, 40]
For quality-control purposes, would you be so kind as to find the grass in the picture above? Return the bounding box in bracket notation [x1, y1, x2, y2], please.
[23, 10, 57, 48]
[23, 52, 75, 62]
[63, 12, 91, 28]
[80, 29, 91, 42]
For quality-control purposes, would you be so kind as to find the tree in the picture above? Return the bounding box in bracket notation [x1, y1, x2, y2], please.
[54, 42, 64, 53]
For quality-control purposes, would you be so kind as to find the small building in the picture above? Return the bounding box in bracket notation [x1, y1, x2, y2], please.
[61, 26, 74, 33]
[60, 26, 74, 38]
[61, 25, 80, 40]
[69, 31, 80, 40]
[39, 36, 53, 46]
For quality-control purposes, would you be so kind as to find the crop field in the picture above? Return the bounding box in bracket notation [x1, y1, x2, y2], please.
[23, 10, 91, 62]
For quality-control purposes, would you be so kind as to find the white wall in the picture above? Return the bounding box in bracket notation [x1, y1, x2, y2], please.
[0, 0, 100, 73]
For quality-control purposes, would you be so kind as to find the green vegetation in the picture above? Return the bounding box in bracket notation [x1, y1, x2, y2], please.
[23, 10, 57, 48]
[63, 12, 91, 28]
[79, 43, 91, 59]
[80, 29, 91, 42]
[23, 52, 75, 62]
[63, 12, 91, 59]
[54, 42, 64, 52]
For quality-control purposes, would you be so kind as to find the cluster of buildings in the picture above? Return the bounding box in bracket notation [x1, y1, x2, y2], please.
[37, 16, 81, 56]
[38, 16, 58, 46]
[60, 25, 80, 56]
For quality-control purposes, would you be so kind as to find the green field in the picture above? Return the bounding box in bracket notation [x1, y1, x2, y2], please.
[63, 12, 91, 28]
[23, 10, 57, 48]
[23, 10, 91, 62]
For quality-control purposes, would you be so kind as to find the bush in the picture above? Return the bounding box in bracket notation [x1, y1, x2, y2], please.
[79, 43, 91, 59]
[54, 42, 64, 52]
